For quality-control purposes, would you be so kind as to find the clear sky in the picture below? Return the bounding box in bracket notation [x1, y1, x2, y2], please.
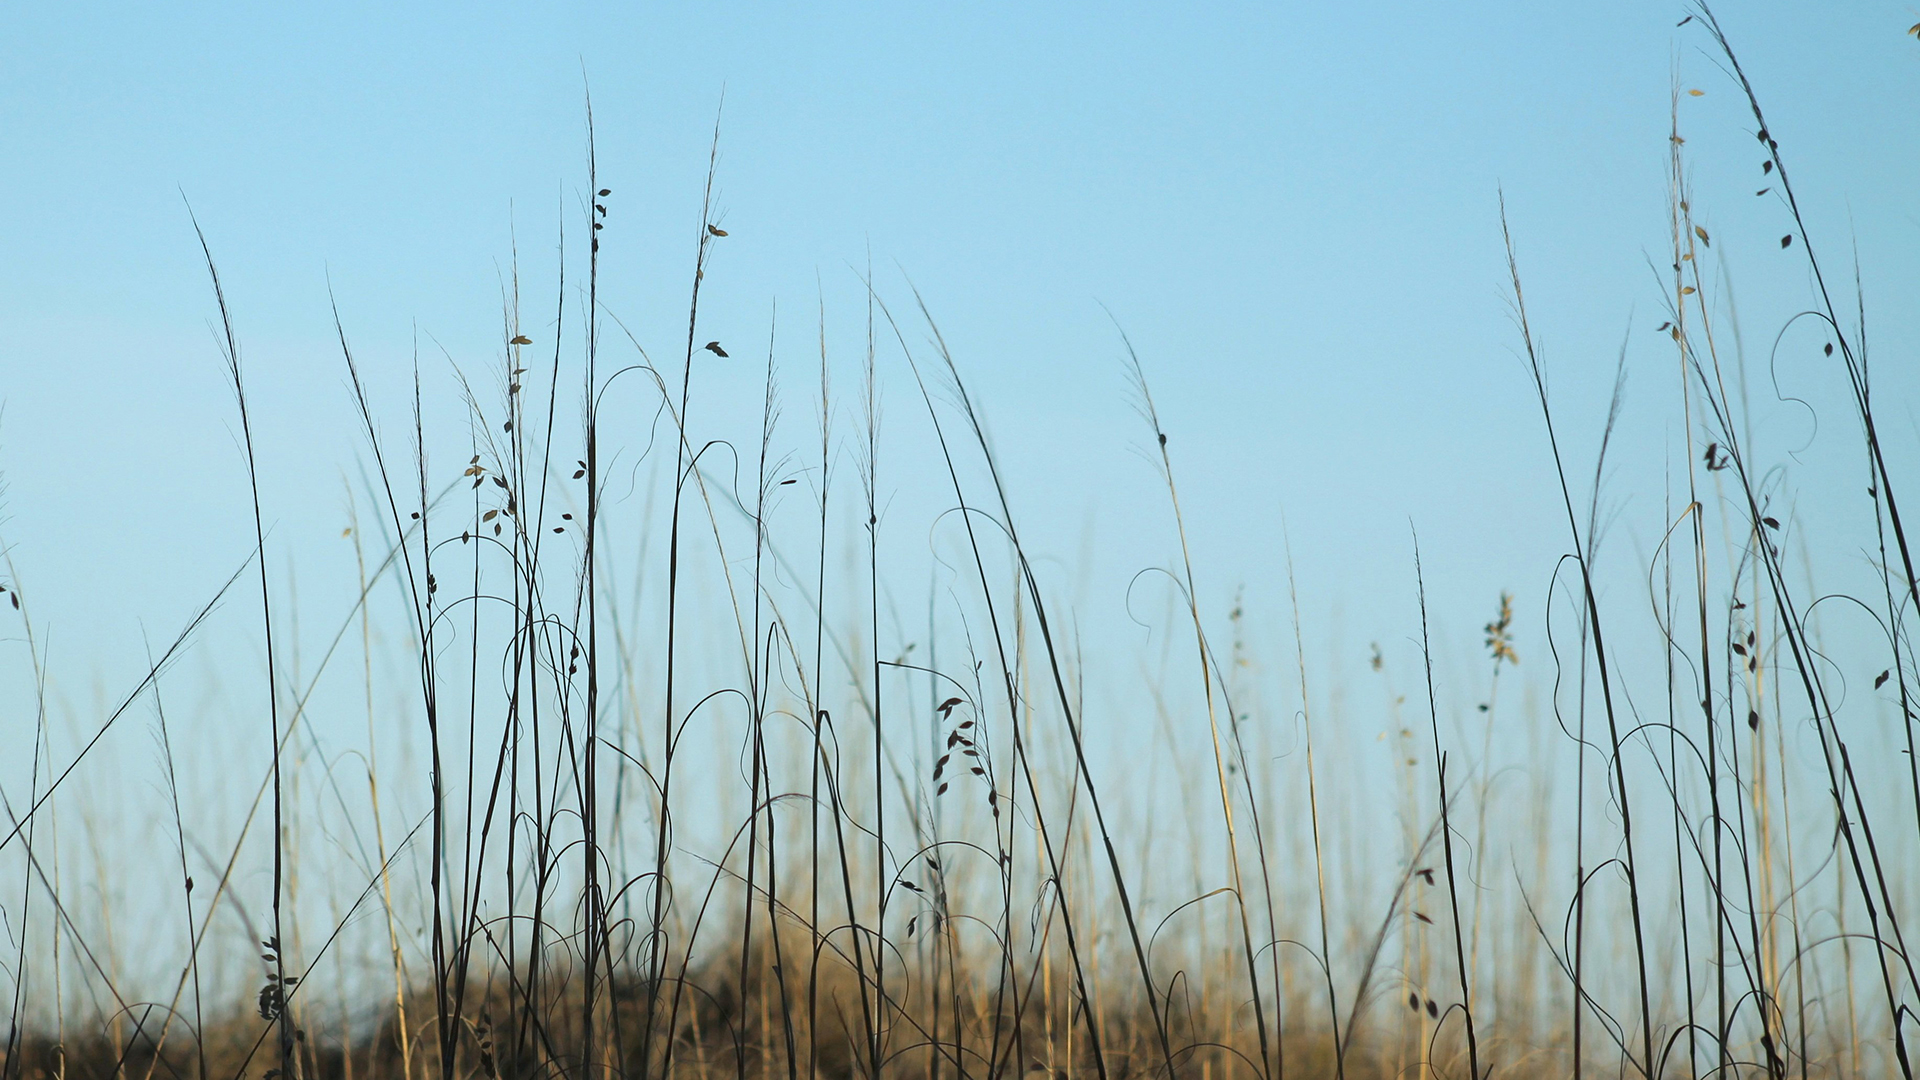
[3, 1, 1918, 747]
[9, 5, 1920, 1018]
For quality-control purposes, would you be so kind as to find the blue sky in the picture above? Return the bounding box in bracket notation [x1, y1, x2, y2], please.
[3, 1, 1918, 733]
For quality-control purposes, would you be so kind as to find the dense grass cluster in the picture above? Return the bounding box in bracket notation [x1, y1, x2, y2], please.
[2, 9, 1916, 1079]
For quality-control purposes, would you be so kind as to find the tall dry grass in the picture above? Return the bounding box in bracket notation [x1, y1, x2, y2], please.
[1, 8, 1916, 1079]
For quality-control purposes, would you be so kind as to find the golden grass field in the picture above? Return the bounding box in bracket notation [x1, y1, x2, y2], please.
[2, 8, 1916, 1080]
